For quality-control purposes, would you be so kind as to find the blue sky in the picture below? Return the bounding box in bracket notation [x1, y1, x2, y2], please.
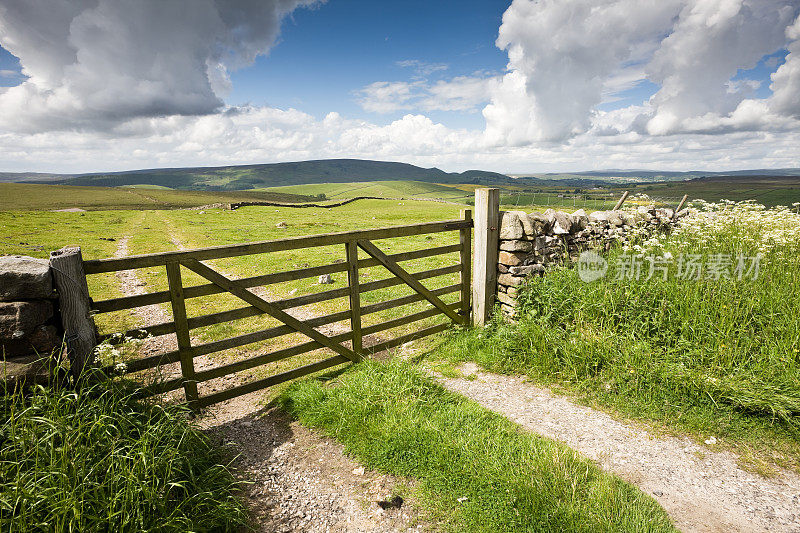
[225, 0, 510, 129]
[0, 0, 798, 174]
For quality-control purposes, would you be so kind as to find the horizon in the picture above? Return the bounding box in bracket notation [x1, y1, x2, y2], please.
[3, 157, 800, 179]
[1, 1, 799, 174]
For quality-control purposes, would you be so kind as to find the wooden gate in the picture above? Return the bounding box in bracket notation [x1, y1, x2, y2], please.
[82, 214, 472, 408]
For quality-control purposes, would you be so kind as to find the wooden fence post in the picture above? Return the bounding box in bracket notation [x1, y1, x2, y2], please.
[613, 191, 629, 210]
[459, 209, 472, 324]
[472, 189, 499, 327]
[675, 194, 689, 214]
[345, 241, 363, 361]
[50, 246, 96, 378]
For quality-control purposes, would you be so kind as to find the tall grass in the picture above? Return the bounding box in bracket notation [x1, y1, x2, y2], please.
[0, 379, 247, 532]
[281, 360, 675, 532]
[438, 201, 800, 468]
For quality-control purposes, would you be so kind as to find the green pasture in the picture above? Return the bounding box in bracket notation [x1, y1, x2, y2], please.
[260, 180, 472, 201]
[0, 198, 467, 398]
[0, 183, 315, 211]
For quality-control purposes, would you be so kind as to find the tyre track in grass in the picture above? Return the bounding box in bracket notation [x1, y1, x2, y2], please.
[434, 362, 800, 533]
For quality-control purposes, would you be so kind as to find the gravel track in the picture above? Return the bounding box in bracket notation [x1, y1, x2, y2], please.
[113, 229, 418, 532]
[435, 362, 800, 533]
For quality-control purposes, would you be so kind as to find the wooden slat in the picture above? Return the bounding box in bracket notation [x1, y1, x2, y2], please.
[92, 243, 462, 314]
[112, 287, 460, 381]
[106, 283, 461, 376]
[361, 302, 459, 337]
[165, 262, 199, 408]
[103, 264, 460, 341]
[358, 240, 464, 325]
[360, 283, 460, 316]
[191, 308, 352, 358]
[182, 259, 359, 363]
[100, 350, 182, 376]
[195, 355, 350, 408]
[459, 209, 472, 322]
[137, 377, 184, 397]
[345, 241, 363, 360]
[193, 330, 351, 382]
[193, 302, 459, 382]
[366, 322, 450, 354]
[84, 219, 470, 274]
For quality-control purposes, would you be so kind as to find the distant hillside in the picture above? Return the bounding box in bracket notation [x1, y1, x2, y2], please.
[23, 159, 513, 190]
[520, 168, 800, 183]
[633, 174, 800, 207]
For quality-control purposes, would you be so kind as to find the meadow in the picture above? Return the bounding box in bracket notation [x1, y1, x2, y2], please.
[0, 183, 315, 211]
[3, 183, 797, 529]
[0, 197, 466, 398]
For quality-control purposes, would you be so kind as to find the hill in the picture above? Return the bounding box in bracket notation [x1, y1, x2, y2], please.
[18, 159, 513, 190]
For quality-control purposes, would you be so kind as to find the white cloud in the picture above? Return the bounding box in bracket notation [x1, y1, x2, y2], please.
[484, 0, 684, 143]
[396, 59, 449, 76]
[356, 80, 424, 113]
[0, 0, 319, 132]
[0, 0, 799, 175]
[483, 0, 800, 143]
[768, 14, 800, 118]
[1, 104, 798, 174]
[356, 74, 498, 114]
[645, 0, 796, 135]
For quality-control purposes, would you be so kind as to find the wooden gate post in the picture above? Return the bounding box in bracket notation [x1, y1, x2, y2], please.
[50, 246, 96, 378]
[472, 189, 499, 327]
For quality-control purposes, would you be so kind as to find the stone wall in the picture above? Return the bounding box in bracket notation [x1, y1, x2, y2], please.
[495, 206, 686, 318]
[1, 256, 63, 387]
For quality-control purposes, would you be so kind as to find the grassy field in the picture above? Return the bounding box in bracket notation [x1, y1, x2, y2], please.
[437, 201, 800, 473]
[260, 180, 473, 201]
[3, 182, 797, 527]
[634, 175, 800, 207]
[0, 197, 466, 401]
[281, 360, 675, 532]
[0, 183, 316, 211]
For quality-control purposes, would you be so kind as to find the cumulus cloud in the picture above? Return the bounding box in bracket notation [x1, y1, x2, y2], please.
[483, 0, 800, 144]
[769, 14, 800, 118]
[484, 0, 684, 144]
[0, 0, 318, 132]
[645, 0, 797, 135]
[1, 0, 799, 174]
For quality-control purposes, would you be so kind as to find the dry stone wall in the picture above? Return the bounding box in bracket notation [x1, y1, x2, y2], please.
[0, 255, 63, 387]
[496, 206, 686, 318]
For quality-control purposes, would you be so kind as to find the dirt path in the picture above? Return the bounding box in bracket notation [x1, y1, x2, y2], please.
[435, 362, 800, 533]
[113, 225, 418, 532]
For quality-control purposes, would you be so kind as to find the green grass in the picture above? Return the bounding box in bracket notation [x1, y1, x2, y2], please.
[281, 360, 675, 532]
[436, 205, 800, 473]
[0, 183, 316, 211]
[0, 379, 247, 532]
[260, 180, 473, 201]
[1, 199, 467, 401]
